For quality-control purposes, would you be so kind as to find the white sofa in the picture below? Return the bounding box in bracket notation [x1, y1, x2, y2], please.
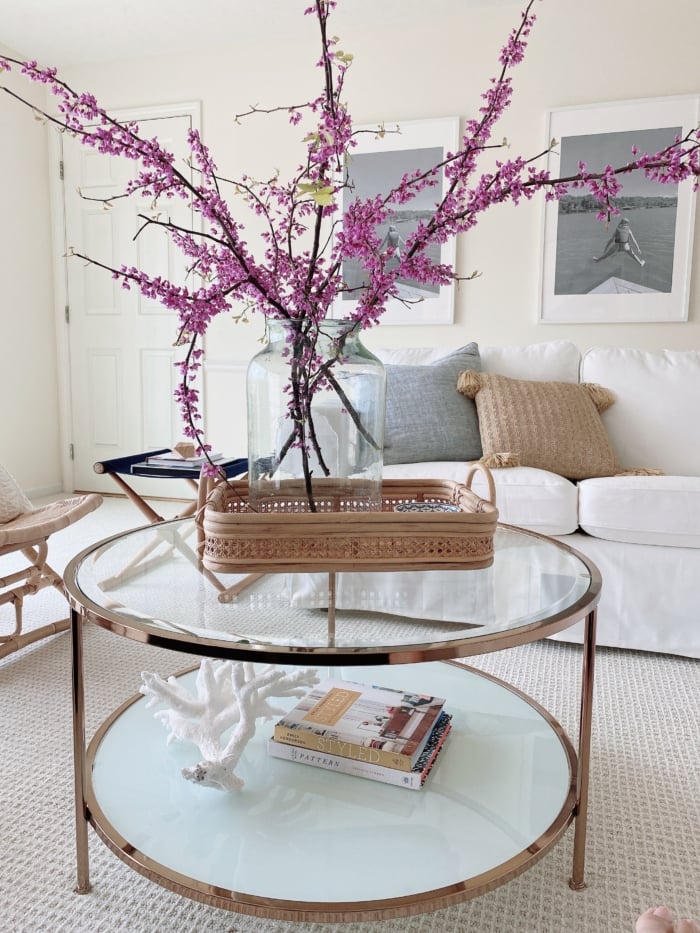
[284, 340, 699, 658]
[370, 340, 700, 659]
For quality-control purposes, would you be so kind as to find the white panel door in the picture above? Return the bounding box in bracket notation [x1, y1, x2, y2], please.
[62, 106, 199, 496]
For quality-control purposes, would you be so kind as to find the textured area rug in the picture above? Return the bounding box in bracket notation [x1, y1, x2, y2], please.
[1, 496, 698, 932]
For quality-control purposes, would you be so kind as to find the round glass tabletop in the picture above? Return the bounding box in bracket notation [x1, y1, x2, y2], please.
[64, 519, 600, 664]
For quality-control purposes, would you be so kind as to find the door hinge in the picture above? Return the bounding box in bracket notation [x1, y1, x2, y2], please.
[69, 443, 74, 461]
[59, 159, 64, 181]
[65, 304, 70, 324]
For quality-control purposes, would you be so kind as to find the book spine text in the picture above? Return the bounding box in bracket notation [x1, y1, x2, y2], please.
[273, 727, 415, 771]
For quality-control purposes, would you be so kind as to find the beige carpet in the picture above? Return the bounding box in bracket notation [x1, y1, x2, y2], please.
[1, 496, 698, 932]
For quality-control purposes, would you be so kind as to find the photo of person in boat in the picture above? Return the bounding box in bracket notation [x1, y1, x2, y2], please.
[378, 223, 406, 260]
[552, 125, 679, 296]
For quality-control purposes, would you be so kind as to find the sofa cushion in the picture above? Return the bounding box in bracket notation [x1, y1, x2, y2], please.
[580, 346, 700, 476]
[457, 371, 618, 480]
[480, 339, 581, 382]
[383, 343, 483, 465]
[374, 346, 453, 365]
[382, 461, 579, 535]
[578, 475, 700, 548]
[374, 340, 582, 382]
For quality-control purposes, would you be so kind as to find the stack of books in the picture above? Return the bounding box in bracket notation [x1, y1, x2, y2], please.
[268, 679, 452, 790]
[144, 450, 223, 468]
[130, 450, 226, 476]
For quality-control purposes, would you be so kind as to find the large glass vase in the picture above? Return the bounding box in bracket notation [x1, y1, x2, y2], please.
[247, 318, 386, 513]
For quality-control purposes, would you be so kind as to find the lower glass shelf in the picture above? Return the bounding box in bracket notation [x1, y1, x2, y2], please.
[87, 661, 576, 921]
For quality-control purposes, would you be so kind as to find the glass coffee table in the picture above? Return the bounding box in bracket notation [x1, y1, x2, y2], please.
[64, 519, 600, 923]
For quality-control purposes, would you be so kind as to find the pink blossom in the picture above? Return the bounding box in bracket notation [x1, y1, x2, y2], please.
[1, 0, 698, 461]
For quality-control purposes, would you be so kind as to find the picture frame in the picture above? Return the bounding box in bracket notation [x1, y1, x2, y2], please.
[335, 116, 460, 325]
[539, 95, 699, 324]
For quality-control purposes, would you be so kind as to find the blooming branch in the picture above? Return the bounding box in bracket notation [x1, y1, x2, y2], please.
[1, 0, 698, 492]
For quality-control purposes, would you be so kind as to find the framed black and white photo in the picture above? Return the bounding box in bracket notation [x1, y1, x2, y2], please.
[539, 95, 699, 323]
[336, 116, 459, 325]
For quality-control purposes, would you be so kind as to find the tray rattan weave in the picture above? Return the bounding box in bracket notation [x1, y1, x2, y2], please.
[199, 464, 498, 574]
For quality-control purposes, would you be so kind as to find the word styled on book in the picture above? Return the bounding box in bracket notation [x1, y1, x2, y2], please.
[273, 679, 446, 772]
[268, 711, 452, 789]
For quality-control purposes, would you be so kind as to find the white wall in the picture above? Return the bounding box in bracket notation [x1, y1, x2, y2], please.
[0, 44, 61, 496]
[2, 0, 699, 490]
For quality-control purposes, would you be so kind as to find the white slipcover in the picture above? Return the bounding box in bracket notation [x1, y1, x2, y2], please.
[551, 531, 700, 658]
[382, 461, 578, 536]
[579, 475, 700, 548]
[581, 346, 700, 476]
[347, 341, 700, 658]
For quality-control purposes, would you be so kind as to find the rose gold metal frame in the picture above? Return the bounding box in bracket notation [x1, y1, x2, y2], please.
[67, 521, 600, 917]
[78, 661, 579, 922]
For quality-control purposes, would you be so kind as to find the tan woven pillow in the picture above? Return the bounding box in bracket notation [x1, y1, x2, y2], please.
[457, 371, 619, 480]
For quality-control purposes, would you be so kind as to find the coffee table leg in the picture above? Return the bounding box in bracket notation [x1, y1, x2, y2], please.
[569, 606, 597, 890]
[327, 572, 336, 644]
[71, 605, 92, 894]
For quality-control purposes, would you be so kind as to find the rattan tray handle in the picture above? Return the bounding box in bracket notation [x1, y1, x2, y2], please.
[464, 462, 496, 506]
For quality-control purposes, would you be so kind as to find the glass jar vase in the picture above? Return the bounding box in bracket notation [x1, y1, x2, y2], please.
[246, 318, 386, 513]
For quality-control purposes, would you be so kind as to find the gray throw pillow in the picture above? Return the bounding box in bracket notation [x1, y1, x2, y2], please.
[383, 343, 483, 465]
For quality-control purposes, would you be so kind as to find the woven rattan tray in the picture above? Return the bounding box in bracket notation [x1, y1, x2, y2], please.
[198, 463, 498, 574]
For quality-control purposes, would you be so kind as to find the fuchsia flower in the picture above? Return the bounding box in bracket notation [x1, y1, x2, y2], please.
[1, 0, 698, 467]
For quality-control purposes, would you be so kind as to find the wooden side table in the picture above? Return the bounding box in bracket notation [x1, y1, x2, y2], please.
[93, 450, 247, 523]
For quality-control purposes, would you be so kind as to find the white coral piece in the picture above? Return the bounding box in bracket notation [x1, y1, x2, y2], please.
[140, 660, 319, 792]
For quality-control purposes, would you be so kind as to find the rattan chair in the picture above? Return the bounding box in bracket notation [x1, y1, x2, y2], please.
[0, 465, 102, 659]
